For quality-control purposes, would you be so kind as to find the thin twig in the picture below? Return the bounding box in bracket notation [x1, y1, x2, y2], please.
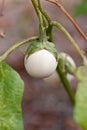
[52, 21, 87, 63]
[45, 0, 87, 41]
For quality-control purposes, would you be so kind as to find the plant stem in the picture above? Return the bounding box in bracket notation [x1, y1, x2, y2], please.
[52, 21, 87, 64]
[37, 0, 47, 27]
[0, 36, 38, 63]
[37, 0, 51, 24]
[37, 0, 54, 42]
[46, 23, 54, 42]
[57, 59, 75, 105]
[45, 0, 87, 41]
[31, 0, 46, 42]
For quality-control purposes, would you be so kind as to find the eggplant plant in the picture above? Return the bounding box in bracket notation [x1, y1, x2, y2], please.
[0, 0, 87, 130]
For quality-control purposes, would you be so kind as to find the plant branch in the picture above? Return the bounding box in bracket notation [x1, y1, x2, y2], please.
[57, 59, 75, 105]
[46, 23, 54, 42]
[37, 0, 51, 24]
[0, 36, 38, 63]
[45, 0, 87, 41]
[37, 0, 54, 41]
[52, 21, 87, 64]
[31, 0, 46, 42]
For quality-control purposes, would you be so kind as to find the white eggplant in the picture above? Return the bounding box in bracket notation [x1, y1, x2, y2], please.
[24, 49, 57, 78]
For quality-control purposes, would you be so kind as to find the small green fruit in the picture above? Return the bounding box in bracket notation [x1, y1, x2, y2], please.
[58, 52, 76, 74]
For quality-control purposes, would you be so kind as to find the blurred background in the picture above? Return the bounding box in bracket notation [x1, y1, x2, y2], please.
[0, 0, 87, 130]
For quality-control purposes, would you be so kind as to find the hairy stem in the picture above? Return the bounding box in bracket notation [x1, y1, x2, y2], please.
[52, 21, 87, 64]
[31, 0, 46, 42]
[37, 0, 51, 24]
[0, 36, 38, 63]
[37, 0, 53, 42]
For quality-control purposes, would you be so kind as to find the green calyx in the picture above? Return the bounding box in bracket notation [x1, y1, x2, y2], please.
[64, 61, 75, 75]
[58, 53, 76, 75]
[26, 40, 58, 60]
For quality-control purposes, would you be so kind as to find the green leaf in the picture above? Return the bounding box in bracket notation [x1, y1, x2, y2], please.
[74, 66, 87, 130]
[0, 62, 24, 130]
[74, 0, 87, 17]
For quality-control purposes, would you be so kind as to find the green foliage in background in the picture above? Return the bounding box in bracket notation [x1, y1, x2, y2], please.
[74, 66, 87, 130]
[0, 62, 24, 130]
[74, 0, 87, 17]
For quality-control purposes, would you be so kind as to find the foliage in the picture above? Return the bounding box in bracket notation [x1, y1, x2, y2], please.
[0, 62, 24, 130]
[74, 0, 87, 17]
[74, 66, 87, 130]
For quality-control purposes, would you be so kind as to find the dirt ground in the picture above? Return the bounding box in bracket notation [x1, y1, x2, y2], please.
[0, 0, 87, 130]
